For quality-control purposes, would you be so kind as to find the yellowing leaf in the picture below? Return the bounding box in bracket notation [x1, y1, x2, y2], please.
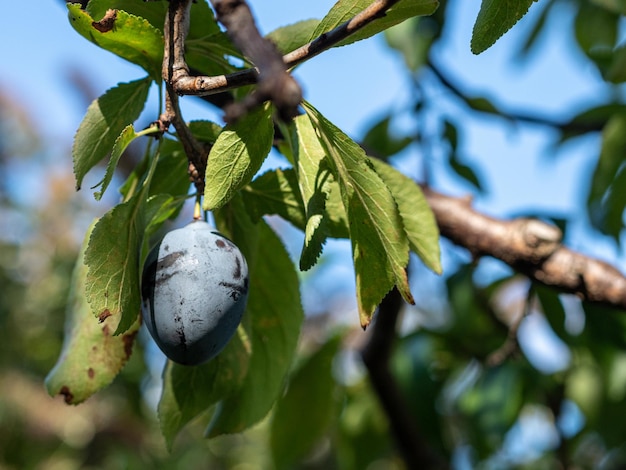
[67, 4, 163, 80]
[45, 221, 140, 405]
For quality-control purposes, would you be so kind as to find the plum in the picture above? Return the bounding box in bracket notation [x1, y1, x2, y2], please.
[141, 220, 249, 365]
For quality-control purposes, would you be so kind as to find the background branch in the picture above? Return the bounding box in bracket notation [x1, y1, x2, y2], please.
[424, 187, 626, 310]
[361, 288, 448, 470]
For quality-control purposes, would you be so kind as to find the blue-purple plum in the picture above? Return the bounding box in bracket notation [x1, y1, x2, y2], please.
[141, 220, 249, 365]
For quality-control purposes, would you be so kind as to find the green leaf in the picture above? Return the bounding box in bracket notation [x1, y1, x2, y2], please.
[188, 120, 223, 144]
[148, 138, 193, 199]
[448, 154, 484, 193]
[203, 105, 274, 210]
[362, 114, 413, 159]
[187, 0, 221, 40]
[587, 113, 626, 240]
[606, 45, 626, 83]
[557, 103, 621, 144]
[385, 16, 440, 71]
[312, 0, 439, 47]
[303, 102, 412, 327]
[369, 159, 441, 274]
[93, 124, 159, 200]
[574, 1, 618, 72]
[86, 0, 168, 32]
[457, 364, 524, 455]
[67, 4, 163, 80]
[73, 78, 151, 191]
[287, 116, 337, 270]
[45, 221, 141, 405]
[186, 32, 246, 76]
[241, 168, 307, 229]
[158, 328, 251, 450]
[93, 125, 137, 200]
[84, 154, 160, 335]
[267, 19, 321, 55]
[515, 0, 554, 60]
[206, 211, 304, 436]
[84, 196, 144, 335]
[471, 0, 539, 55]
[270, 335, 343, 470]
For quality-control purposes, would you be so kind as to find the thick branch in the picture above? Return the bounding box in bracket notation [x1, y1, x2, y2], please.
[424, 187, 626, 309]
[210, 0, 301, 121]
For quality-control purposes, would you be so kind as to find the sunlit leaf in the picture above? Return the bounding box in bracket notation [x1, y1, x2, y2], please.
[203, 105, 274, 210]
[471, 0, 539, 54]
[45, 221, 141, 405]
[287, 116, 336, 270]
[67, 4, 163, 80]
[73, 78, 151, 191]
[369, 159, 441, 274]
[86, 0, 168, 32]
[303, 102, 412, 327]
[267, 19, 320, 55]
[312, 0, 439, 47]
[93, 124, 159, 200]
[84, 155, 161, 335]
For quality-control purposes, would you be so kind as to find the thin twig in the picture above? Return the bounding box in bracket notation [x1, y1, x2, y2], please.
[486, 284, 533, 367]
[171, 0, 403, 97]
[427, 56, 606, 133]
[283, 0, 402, 68]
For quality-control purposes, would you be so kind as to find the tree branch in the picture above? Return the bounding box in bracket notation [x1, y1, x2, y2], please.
[210, 0, 301, 121]
[282, 0, 402, 68]
[361, 288, 447, 469]
[427, 56, 606, 134]
[423, 187, 626, 310]
[171, 0, 403, 98]
[159, 0, 208, 193]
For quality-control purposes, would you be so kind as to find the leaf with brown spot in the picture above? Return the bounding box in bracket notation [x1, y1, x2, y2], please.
[45, 221, 141, 405]
[98, 309, 112, 323]
[92, 9, 117, 33]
